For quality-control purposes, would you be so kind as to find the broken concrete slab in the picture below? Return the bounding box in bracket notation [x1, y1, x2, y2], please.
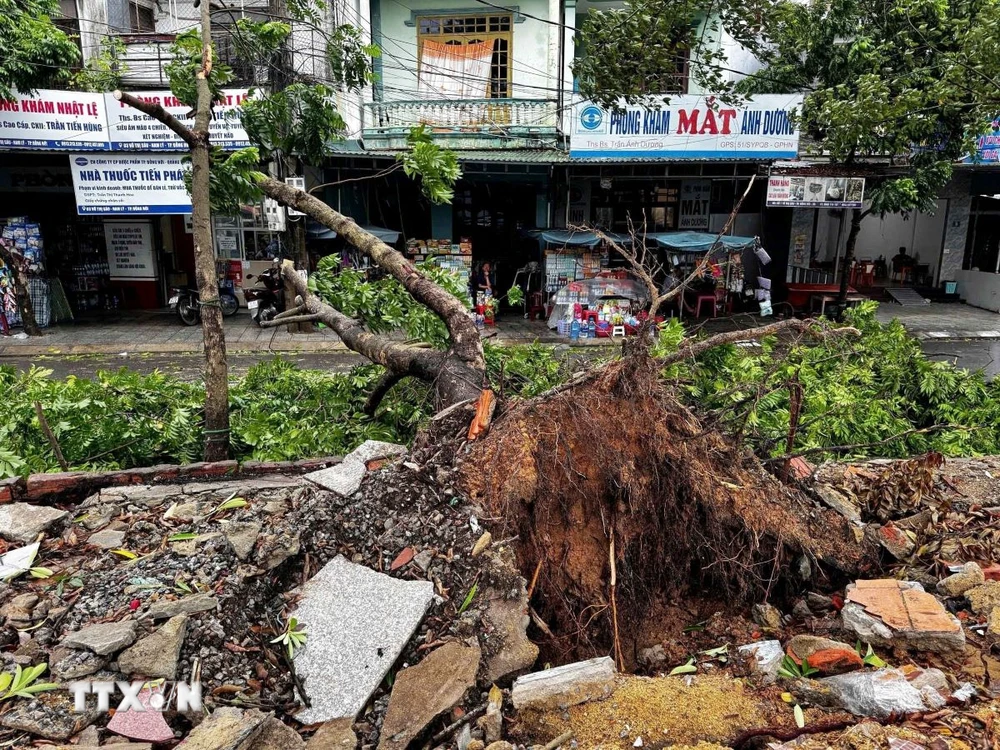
[481, 587, 539, 685]
[62, 620, 138, 656]
[117, 615, 187, 678]
[306, 719, 357, 750]
[0, 691, 100, 741]
[791, 668, 936, 719]
[842, 579, 965, 655]
[965, 580, 1000, 615]
[306, 441, 406, 497]
[144, 592, 218, 620]
[737, 640, 783, 684]
[937, 562, 984, 598]
[290, 555, 435, 724]
[378, 641, 481, 750]
[813, 483, 862, 525]
[877, 522, 915, 560]
[511, 656, 617, 712]
[247, 717, 306, 749]
[222, 520, 262, 561]
[86, 528, 126, 549]
[0, 502, 68, 543]
[49, 647, 107, 680]
[176, 707, 268, 749]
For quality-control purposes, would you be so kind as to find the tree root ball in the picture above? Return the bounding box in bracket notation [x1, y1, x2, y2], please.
[457, 358, 873, 665]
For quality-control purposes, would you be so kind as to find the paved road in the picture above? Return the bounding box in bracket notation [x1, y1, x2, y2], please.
[1, 338, 998, 380]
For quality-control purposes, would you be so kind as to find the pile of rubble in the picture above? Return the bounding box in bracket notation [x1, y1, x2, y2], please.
[0, 445, 996, 749]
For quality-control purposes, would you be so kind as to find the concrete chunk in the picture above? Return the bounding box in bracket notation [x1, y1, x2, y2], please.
[144, 592, 218, 620]
[291, 556, 435, 724]
[62, 620, 138, 656]
[511, 656, 617, 712]
[306, 441, 406, 496]
[0, 503, 68, 543]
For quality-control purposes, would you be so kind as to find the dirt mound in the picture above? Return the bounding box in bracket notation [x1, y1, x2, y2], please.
[458, 358, 873, 665]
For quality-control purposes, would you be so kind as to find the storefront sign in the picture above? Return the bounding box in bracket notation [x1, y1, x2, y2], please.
[766, 175, 866, 208]
[570, 95, 802, 160]
[69, 153, 191, 214]
[0, 166, 73, 192]
[104, 222, 156, 280]
[104, 89, 253, 151]
[679, 180, 711, 229]
[0, 90, 109, 150]
[966, 118, 1000, 163]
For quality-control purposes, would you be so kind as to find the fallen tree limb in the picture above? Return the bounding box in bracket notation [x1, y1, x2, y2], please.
[364, 372, 406, 416]
[113, 90, 201, 149]
[762, 424, 968, 463]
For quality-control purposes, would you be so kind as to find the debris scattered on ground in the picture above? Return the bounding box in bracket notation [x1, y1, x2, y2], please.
[512, 656, 617, 711]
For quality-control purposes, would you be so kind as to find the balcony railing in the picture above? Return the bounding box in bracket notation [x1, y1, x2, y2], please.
[366, 99, 559, 132]
[113, 33, 258, 87]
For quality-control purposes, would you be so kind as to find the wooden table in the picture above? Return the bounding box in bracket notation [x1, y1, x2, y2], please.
[786, 283, 859, 310]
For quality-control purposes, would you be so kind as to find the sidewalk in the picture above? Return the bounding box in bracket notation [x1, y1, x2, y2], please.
[875, 302, 1000, 340]
[0, 309, 569, 356]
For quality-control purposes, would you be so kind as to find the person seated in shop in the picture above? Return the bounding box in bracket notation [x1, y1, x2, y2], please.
[472, 261, 495, 303]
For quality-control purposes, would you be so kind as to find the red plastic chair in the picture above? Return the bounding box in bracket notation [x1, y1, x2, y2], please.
[695, 293, 718, 318]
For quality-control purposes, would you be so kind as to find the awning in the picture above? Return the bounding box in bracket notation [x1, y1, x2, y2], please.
[307, 221, 402, 244]
[647, 231, 757, 252]
[529, 229, 633, 248]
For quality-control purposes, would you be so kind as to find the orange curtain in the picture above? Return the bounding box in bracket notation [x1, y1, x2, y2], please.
[418, 39, 494, 98]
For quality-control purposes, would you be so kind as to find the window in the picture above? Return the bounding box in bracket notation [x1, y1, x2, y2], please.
[964, 196, 1000, 273]
[128, 2, 155, 33]
[417, 14, 512, 99]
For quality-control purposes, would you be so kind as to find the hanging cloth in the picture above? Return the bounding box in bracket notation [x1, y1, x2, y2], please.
[418, 39, 494, 99]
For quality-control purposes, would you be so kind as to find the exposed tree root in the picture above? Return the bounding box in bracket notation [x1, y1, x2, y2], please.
[457, 356, 877, 664]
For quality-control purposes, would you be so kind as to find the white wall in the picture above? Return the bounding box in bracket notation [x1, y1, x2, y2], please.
[377, 0, 557, 101]
[956, 270, 1000, 312]
[78, 0, 110, 63]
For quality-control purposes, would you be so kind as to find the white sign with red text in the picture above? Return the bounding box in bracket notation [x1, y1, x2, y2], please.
[570, 94, 802, 160]
[104, 89, 254, 151]
[0, 90, 108, 150]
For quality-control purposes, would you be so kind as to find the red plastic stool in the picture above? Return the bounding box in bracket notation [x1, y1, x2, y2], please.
[694, 294, 717, 318]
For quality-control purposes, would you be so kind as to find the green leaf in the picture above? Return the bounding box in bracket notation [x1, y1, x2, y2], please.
[668, 658, 697, 676]
[168, 533, 199, 542]
[213, 497, 248, 514]
[111, 549, 138, 560]
[458, 582, 479, 614]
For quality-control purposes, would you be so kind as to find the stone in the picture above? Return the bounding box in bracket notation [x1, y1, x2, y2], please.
[471, 532, 492, 558]
[481, 590, 539, 685]
[485, 743, 515, 750]
[144, 592, 218, 620]
[843, 579, 965, 655]
[0, 502, 68, 543]
[791, 668, 936, 719]
[877, 522, 915, 560]
[255, 531, 301, 571]
[49, 647, 107, 680]
[966, 580, 1000, 615]
[306, 719, 357, 750]
[937, 562, 985, 598]
[638, 644, 667, 669]
[751, 603, 782, 630]
[222, 521, 262, 561]
[737, 640, 783, 684]
[247, 717, 306, 749]
[87, 529, 126, 549]
[306, 441, 405, 496]
[106, 687, 175, 743]
[62, 620, 138, 656]
[350, 440, 407, 464]
[176, 707, 268, 749]
[480, 685, 503, 744]
[988, 606, 1000, 637]
[791, 600, 813, 620]
[511, 656, 617, 712]
[814, 483, 862, 525]
[0, 691, 100, 741]
[805, 593, 836, 613]
[2, 592, 39, 627]
[117, 615, 187, 678]
[378, 641, 481, 750]
[290, 555, 435, 724]
[903, 665, 950, 694]
[787, 635, 864, 675]
[413, 549, 434, 572]
[163, 502, 209, 522]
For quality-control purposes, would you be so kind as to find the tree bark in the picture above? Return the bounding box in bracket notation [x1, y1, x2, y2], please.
[0, 242, 41, 336]
[837, 208, 865, 307]
[191, 0, 230, 461]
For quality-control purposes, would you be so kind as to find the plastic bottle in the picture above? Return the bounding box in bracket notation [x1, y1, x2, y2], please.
[570, 319, 580, 340]
[588, 319, 596, 339]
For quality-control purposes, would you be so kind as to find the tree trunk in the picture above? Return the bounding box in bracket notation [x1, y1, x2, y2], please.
[192, 0, 230, 461]
[837, 208, 864, 307]
[0, 243, 41, 336]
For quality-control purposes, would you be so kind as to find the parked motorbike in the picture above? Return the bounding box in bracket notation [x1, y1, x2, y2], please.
[243, 260, 286, 326]
[169, 285, 240, 326]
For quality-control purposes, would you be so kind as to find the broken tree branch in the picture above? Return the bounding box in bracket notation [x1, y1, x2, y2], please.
[112, 91, 200, 148]
[34, 401, 68, 470]
[762, 424, 966, 463]
[364, 372, 406, 416]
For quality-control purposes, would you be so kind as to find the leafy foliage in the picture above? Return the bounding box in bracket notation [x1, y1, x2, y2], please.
[0, 664, 58, 701]
[670, 303, 1000, 459]
[74, 36, 127, 92]
[328, 25, 380, 91]
[270, 617, 308, 660]
[164, 30, 235, 110]
[192, 146, 267, 215]
[0, 0, 80, 99]
[242, 83, 346, 165]
[231, 19, 292, 63]
[397, 126, 463, 205]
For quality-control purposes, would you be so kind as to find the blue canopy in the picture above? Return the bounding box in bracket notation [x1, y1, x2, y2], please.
[307, 221, 401, 244]
[531, 229, 633, 248]
[647, 231, 757, 252]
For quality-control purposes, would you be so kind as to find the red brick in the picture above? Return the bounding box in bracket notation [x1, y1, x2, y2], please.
[0, 476, 25, 503]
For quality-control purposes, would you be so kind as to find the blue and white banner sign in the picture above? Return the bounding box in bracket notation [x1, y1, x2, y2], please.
[69, 153, 191, 215]
[0, 91, 109, 150]
[570, 94, 802, 160]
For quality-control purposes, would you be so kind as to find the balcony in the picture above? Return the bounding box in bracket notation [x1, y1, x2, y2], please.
[113, 33, 259, 88]
[364, 98, 561, 150]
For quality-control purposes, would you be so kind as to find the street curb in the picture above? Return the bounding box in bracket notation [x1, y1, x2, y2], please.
[0, 341, 353, 356]
[912, 330, 1000, 341]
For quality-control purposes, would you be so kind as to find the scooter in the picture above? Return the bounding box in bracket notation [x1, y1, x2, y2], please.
[243, 260, 286, 326]
[169, 285, 240, 326]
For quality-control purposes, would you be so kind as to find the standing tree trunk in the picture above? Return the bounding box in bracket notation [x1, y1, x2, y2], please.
[837, 207, 866, 307]
[191, 0, 230, 460]
[0, 242, 41, 336]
